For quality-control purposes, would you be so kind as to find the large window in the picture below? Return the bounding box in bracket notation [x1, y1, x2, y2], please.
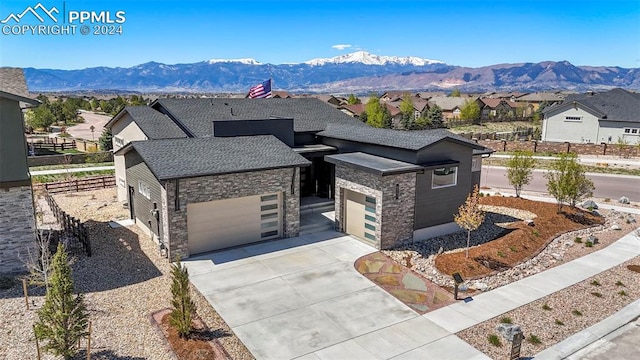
[432, 166, 457, 189]
[138, 180, 151, 199]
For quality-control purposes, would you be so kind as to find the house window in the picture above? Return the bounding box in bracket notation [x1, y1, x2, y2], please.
[564, 116, 582, 122]
[471, 157, 482, 172]
[432, 166, 457, 189]
[138, 181, 151, 199]
[114, 136, 125, 147]
[624, 128, 639, 135]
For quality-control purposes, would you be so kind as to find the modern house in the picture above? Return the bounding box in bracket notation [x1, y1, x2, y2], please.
[427, 96, 471, 120]
[106, 98, 492, 260]
[0, 68, 38, 273]
[542, 88, 640, 144]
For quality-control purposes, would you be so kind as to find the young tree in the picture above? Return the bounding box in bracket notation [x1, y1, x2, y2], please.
[98, 128, 113, 151]
[506, 151, 536, 197]
[364, 95, 392, 128]
[454, 185, 485, 258]
[347, 94, 361, 105]
[399, 94, 416, 130]
[34, 243, 89, 360]
[460, 99, 480, 121]
[169, 258, 196, 338]
[544, 153, 595, 212]
[25, 105, 56, 130]
[450, 88, 461, 97]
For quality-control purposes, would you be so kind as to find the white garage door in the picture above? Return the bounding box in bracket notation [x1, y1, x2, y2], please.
[344, 190, 377, 244]
[187, 193, 281, 254]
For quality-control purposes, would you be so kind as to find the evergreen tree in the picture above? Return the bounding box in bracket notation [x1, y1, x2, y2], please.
[417, 105, 443, 129]
[399, 94, 416, 130]
[98, 128, 113, 151]
[169, 258, 196, 338]
[347, 94, 361, 104]
[34, 243, 89, 360]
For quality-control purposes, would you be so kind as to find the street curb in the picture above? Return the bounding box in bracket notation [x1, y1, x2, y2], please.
[534, 298, 640, 359]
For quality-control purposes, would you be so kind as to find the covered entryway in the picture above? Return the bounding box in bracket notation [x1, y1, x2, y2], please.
[187, 193, 282, 254]
[344, 190, 377, 244]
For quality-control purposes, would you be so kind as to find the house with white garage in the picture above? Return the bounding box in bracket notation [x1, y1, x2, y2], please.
[106, 98, 492, 260]
[542, 88, 640, 144]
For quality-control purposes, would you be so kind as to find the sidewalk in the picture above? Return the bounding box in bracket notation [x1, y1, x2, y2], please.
[490, 154, 640, 167]
[30, 165, 114, 175]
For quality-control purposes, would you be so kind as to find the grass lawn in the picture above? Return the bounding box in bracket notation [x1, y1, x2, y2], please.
[448, 121, 539, 134]
[483, 157, 640, 176]
[32, 169, 114, 183]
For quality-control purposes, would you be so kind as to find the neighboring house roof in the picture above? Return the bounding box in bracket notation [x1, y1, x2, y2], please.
[416, 92, 446, 99]
[427, 96, 471, 111]
[318, 124, 486, 151]
[107, 106, 188, 139]
[544, 88, 640, 123]
[152, 98, 364, 135]
[125, 135, 310, 180]
[272, 91, 291, 98]
[479, 98, 520, 109]
[0, 67, 38, 104]
[339, 104, 365, 116]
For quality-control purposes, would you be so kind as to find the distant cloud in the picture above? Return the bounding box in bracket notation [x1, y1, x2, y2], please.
[331, 44, 352, 51]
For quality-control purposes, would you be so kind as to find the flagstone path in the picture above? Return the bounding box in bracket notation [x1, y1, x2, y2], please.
[355, 252, 458, 314]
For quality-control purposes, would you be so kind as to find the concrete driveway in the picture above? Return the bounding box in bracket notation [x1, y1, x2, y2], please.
[183, 230, 488, 360]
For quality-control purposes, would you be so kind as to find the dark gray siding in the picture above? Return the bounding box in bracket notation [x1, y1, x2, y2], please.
[212, 118, 294, 146]
[294, 132, 317, 146]
[414, 141, 474, 229]
[320, 137, 418, 164]
[0, 97, 30, 183]
[471, 171, 481, 191]
[125, 151, 164, 238]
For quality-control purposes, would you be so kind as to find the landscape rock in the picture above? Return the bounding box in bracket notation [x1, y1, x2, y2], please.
[627, 216, 636, 223]
[619, 196, 630, 204]
[551, 253, 562, 261]
[472, 282, 489, 292]
[611, 224, 622, 230]
[582, 200, 598, 210]
[496, 323, 522, 342]
[524, 219, 535, 226]
[588, 235, 599, 244]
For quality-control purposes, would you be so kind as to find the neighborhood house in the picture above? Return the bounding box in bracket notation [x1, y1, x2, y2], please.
[106, 98, 492, 260]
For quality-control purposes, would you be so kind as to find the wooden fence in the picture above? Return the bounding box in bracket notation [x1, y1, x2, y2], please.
[45, 192, 91, 257]
[35, 175, 116, 194]
[27, 137, 77, 152]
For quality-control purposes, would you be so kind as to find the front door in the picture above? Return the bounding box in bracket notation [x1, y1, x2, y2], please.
[128, 186, 135, 220]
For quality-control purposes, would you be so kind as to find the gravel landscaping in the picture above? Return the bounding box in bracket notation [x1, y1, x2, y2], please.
[0, 188, 253, 360]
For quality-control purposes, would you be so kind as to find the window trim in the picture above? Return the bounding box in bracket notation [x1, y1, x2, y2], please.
[431, 166, 458, 189]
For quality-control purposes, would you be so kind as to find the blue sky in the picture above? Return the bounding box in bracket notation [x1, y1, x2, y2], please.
[1, 0, 639, 69]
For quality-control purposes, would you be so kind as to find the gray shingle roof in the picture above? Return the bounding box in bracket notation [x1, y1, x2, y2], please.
[153, 98, 364, 135]
[124, 106, 187, 139]
[0, 67, 37, 103]
[317, 124, 485, 151]
[546, 88, 640, 123]
[130, 135, 310, 180]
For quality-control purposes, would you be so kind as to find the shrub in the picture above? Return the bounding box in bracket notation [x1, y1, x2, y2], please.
[527, 334, 542, 345]
[615, 280, 625, 287]
[574, 237, 583, 243]
[509, 245, 518, 252]
[488, 334, 502, 347]
[591, 280, 601, 286]
[500, 316, 512, 324]
[572, 309, 583, 316]
[619, 290, 628, 297]
[542, 303, 552, 310]
[497, 251, 506, 258]
[555, 319, 564, 326]
[590, 292, 603, 298]
[585, 241, 593, 248]
[169, 258, 196, 338]
[532, 230, 540, 237]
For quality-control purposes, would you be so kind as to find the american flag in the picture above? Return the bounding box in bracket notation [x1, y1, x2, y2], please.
[248, 79, 272, 99]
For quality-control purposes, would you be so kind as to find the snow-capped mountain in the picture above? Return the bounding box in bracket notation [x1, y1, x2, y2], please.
[304, 51, 444, 66]
[208, 58, 262, 65]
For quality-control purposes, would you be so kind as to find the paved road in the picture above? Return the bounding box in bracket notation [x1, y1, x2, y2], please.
[65, 110, 111, 140]
[481, 166, 640, 202]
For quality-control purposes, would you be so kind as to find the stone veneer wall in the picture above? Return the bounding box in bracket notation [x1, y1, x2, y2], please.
[335, 166, 416, 249]
[0, 186, 36, 273]
[164, 168, 300, 259]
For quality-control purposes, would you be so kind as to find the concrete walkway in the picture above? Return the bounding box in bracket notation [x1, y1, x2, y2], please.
[30, 165, 115, 175]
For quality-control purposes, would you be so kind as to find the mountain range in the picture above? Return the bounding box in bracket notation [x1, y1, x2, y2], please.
[22, 51, 640, 93]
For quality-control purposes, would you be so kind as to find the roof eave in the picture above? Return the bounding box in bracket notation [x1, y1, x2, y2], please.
[157, 162, 311, 181]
